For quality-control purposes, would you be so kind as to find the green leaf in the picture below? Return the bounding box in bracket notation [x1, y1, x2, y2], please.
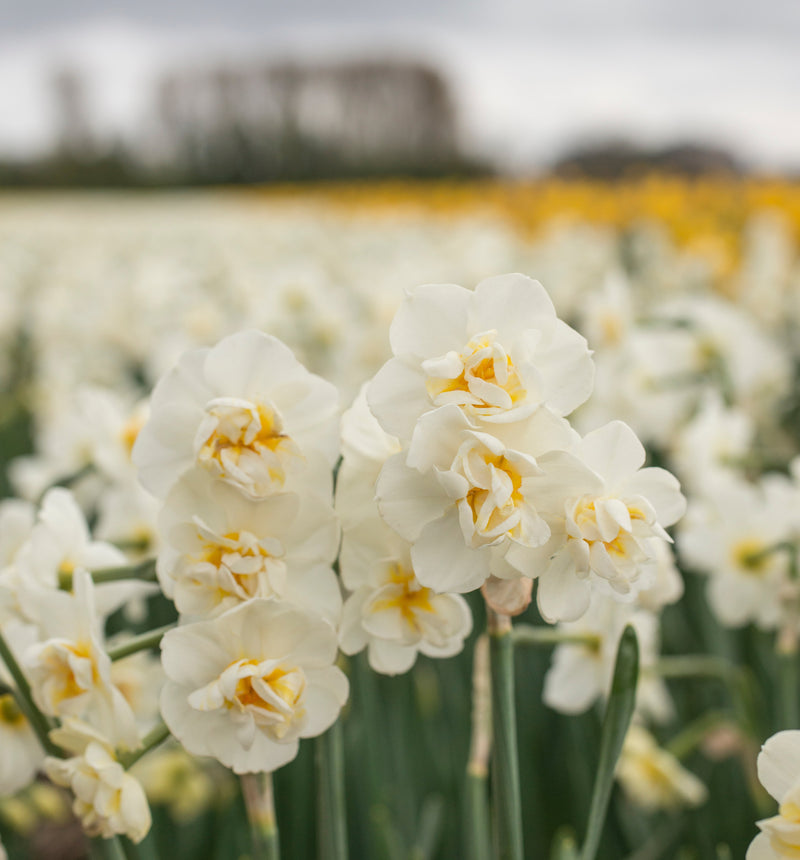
[580, 625, 639, 860]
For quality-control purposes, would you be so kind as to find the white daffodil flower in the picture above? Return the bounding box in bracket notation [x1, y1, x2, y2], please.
[748, 730, 800, 859]
[514, 420, 685, 623]
[45, 718, 151, 843]
[0, 498, 36, 627]
[156, 468, 340, 622]
[24, 569, 140, 750]
[367, 274, 594, 442]
[133, 330, 339, 500]
[0, 621, 44, 795]
[338, 522, 472, 675]
[543, 597, 673, 724]
[617, 725, 707, 812]
[160, 600, 348, 774]
[677, 472, 798, 630]
[671, 389, 754, 493]
[0, 691, 43, 796]
[336, 387, 472, 674]
[13, 488, 152, 626]
[376, 403, 580, 594]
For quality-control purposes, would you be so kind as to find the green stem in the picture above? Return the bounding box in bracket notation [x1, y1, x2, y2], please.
[59, 558, 157, 591]
[513, 624, 600, 649]
[315, 720, 348, 860]
[120, 721, 171, 770]
[466, 635, 491, 860]
[649, 655, 759, 736]
[0, 626, 60, 756]
[107, 625, 174, 662]
[241, 772, 280, 860]
[665, 711, 733, 760]
[89, 835, 127, 860]
[488, 608, 524, 860]
[778, 649, 800, 730]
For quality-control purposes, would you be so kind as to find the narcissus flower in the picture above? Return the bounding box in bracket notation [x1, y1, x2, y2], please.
[13, 488, 144, 625]
[24, 569, 140, 749]
[677, 472, 797, 630]
[339, 525, 472, 674]
[367, 274, 594, 442]
[542, 597, 672, 723]
[375, 404, 580, 593]
[516, 421, 685, 622]
[748, 730, 800, 859]
[133, 330, 339, 500]
[44, 718, 151, 843]
[617, 725, 707, 811]
[337, 387, 472, 674]
[160, 600, 348, 773]
[156, 468, 340, 622]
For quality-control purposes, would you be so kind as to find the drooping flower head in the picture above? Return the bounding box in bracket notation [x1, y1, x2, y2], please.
[45, 718, 151, 843]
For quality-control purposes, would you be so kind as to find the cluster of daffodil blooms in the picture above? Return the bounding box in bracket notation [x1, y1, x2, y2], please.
[2, 184, 800, 857]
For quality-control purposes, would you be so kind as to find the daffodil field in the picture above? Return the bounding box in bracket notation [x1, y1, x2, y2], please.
[2, 178, 800, 860]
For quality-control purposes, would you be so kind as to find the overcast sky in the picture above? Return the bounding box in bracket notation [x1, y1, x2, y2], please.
[1, 0, 799, 171]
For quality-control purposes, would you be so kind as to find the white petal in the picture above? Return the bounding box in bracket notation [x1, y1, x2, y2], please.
[757, 730, 800, 802]
[579, 421, 645, 486]
[367, 358, 430, 442]
[375, 454, 449, 541]
[389, 282, 471, 358]
[411, 514, 490, 593]
[536, 549, 592, 623]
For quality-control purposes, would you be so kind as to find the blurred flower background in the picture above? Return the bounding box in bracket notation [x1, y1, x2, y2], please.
[2, 2, 800, 860]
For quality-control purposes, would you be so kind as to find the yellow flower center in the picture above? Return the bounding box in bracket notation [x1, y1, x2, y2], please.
[370, 563, 435, 629]
[196, 400, 303, 496]
[228, 660, 307, 740]
[731, 538, 769, 575]
[425, 331, 524, 416]
[120, 412, 145, 459]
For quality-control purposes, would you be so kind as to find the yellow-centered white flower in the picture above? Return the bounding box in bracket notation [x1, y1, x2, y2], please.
[24, 569, 140, 749]
[513, 421, 685, 623]
[160, 600, 348, 773]
[133, 330, 339, 500]
[44, 718, 151, 843]
[157, 469, 340, 622]
[337, 387, 472, 674]
[617, 725, 707, 812]
[367, 274, 594, 442]
[375, 403, 580, 593]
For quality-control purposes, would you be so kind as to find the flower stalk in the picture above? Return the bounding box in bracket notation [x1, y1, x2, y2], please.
[466, 634, 491, 860]
[241, 772, 280, 860]
[107, 625, 175, 662]
[315, 720, 348, 860]
[487, 606, 524, 860]
[120, 721, 171, 770]
[0, 626, 60, 757]
[59, 558, 158, 591]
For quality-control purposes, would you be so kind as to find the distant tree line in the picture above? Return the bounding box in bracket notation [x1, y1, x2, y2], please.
[0, 59, 490, 187]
